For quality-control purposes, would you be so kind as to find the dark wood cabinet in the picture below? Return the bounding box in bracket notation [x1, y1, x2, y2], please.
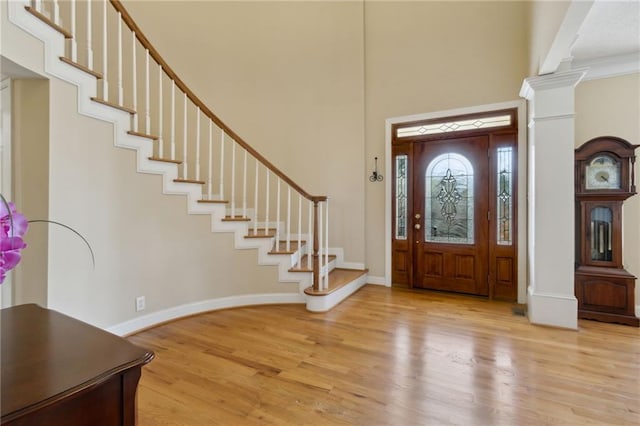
[1, 304, 154, 425]
[575, 136, 639, 326]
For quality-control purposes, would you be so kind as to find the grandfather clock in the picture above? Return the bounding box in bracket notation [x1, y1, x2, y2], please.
[575, 136, 639, 326]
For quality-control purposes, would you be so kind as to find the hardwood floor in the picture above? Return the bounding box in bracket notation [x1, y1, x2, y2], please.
[127, 285, 640, 425]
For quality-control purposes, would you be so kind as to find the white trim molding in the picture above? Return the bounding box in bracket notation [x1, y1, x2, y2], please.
[107, 292, 305, 336]
[528, 288, 578, 330]
[366, 275, 387, 286]
[572, 53, 640, 81]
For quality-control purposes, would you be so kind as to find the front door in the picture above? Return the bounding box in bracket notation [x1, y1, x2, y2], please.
[414, 136, 489, 295]
[391, 109, 518, 300]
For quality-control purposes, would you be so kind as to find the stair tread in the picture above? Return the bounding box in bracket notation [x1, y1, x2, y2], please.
[222, 216, 251, 222]
[269, 240, 304, 255]
[91, 97, 136, 114]
[198, 199, 228, 204]
[174, 178, 205, 185]
[60, 57, 103, 79]
[245, 228, 277, 238]
[289, 254, 337, 272]
[148, 156, 182, 165]
[304, 268, 368, 296]
[128, 130, 159, 140]
[25, 6, 73, 38]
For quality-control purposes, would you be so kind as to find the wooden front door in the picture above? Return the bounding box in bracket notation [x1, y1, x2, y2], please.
[391, 109, 518, 300]
[413, 136, 489, 295]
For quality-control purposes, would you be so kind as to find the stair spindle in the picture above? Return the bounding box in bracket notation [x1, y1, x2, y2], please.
[254, 159, 259, 234]
[34, 0, 42, 13]
[170, 80, 175, 160]
[276, 178, 281, 249]
[145, 49, 150, 135]
[307, 200, 312, 269]
[132, 31, 138, 132]
[286, 187, 291, 252]
[264, 170, 270, 236]
[219, 130, 225, 200]
[297, 194, 302, 268]
[207, 120, 213, 200]
[182, 92, 188, 180]
[230, 139, 236, 217]
[117, 11, 123, 105]
[325, 199, 329, 288]
[319, 201, 323, 290]
[195, 107, 201, 181]
[70, 0, 77, 62]
[157, 65, 163, 156]
[242, 149, 247, 218]
[102, 0, 108, 99]
[86, 0, 93, 70]
[53, 0, 60, 27]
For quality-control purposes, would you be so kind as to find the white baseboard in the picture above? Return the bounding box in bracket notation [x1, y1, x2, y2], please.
[366, 275, 388, 286]
[527, 288, 578, 330]
[339, 262, 366, 270]
[107, 293, 305, 336]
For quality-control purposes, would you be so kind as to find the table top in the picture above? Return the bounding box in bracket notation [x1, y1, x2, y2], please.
[1, 304, 154, 420]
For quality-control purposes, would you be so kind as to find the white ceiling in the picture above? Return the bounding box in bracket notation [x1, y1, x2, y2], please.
[571, 0, 640, 62]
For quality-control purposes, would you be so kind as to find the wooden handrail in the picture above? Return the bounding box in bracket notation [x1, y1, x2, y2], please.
[109, 0, 326, 203]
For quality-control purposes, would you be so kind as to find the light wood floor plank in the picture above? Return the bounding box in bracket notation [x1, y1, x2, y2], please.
[128, 285, 640, 425]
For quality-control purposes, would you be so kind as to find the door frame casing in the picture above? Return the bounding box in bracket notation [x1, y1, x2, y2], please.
[384, 100, 528, 304]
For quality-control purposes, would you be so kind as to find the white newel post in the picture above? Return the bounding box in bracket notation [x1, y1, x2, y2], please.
[520, 69, 586, 330]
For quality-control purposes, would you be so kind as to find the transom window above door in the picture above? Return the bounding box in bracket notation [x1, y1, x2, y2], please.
[396, 113, 512, 138]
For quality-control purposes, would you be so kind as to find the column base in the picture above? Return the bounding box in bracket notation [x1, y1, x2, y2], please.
[528, 287, 578, 329]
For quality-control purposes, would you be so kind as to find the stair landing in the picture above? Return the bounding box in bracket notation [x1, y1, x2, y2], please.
[304, 268, 368, 313]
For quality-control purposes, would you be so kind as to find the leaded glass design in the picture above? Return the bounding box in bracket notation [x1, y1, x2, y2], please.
[590, 207, 613, 262]
[397, 114, 511, 138]
[497, 147, 513, 246]
[425, 153, 474, 244]
[395, 155, 408, 240]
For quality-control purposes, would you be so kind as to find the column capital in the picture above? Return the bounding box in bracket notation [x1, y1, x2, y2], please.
[519, 69, 588, 100]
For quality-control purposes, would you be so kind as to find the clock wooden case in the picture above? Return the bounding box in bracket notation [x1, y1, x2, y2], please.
[575, 136, 639, 326]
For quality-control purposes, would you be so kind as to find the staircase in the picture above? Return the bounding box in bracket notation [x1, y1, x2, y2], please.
[5, 0, 367, 322]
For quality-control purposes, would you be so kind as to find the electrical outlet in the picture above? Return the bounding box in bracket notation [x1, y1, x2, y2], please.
[135, 296, 145, 312]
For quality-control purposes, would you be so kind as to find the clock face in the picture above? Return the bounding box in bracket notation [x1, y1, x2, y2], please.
[585, 155, 620, 190]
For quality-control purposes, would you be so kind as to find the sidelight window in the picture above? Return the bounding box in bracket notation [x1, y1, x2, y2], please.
[496, 147, 513, 246]
[395, 155, 408, 240]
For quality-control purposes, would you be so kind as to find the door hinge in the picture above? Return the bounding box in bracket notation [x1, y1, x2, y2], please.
[487, 211, 491, 221]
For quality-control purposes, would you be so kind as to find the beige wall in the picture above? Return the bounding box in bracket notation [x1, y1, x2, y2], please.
[45, 75, 291, 327]
[122, 0, 367, 264]
[364, 1, 529, 278]
[575, 73, 640, 304]
[2, 1, 295, 328]
[527, 0, 571, 76]
[12, 79, 49, 306]
[123, 0, 530, 279]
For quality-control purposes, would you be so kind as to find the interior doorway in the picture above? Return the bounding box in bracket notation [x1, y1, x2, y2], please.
[391, 108, 518, 300]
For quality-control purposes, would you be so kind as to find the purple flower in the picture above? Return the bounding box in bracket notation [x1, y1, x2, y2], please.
[0, 201, 28, 284]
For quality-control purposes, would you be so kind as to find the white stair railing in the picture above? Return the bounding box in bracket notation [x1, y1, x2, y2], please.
[27, 0, 332, 291]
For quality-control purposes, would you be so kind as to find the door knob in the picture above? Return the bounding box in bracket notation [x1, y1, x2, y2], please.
[415, 213, 421, 219]
[414, 223, 421, 230]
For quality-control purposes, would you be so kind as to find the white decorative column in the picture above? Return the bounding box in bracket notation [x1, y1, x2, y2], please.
[520, 69, 587, 329]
